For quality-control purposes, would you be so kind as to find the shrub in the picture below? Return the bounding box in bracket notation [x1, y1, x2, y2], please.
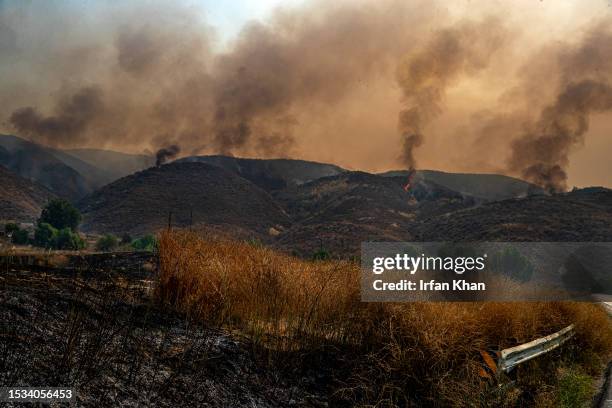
[120, 233, 132, 245]
[38, 198, 81, 231]
[561, 245, 612, 294]
[556, 368, 593, 408]
[34, 222, 58, 248]
[55, 228, 85, 250]
[96, 234, 118, 252]
[33, 223, 84, 250]
[11, 228, 30, 245]
[5, 223, 29, 245]
[311, 248, 330, 260]
[490, 247, 534, 282]
[132, 235, 157, 252]
[4, 223, 20, 235]
[246, 238, 263, 248]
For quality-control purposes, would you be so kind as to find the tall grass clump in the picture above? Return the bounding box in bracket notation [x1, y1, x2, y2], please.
[157, 231, 612, 406]
[157, 230, 364, 351]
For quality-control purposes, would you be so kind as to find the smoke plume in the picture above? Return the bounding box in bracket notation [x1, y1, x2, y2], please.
[510, 80, 612, 192]
[506, 24, 612, 192]
[396, 19, 505, 169]
[156, 145, 181, 166]
[9, 87, 104, 146]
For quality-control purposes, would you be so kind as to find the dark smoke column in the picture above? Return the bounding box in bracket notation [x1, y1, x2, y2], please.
[156, 145, 180, 166]
[509, 82, 612, 193]
[395, 19, 505, 170]
[9, 87, 104, 147]
[506, 25, 612, 192]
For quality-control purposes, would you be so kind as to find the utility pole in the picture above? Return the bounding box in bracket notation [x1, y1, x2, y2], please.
[167, 211, 173, 231]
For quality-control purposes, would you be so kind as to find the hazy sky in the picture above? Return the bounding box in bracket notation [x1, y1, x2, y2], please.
[0, 0, 611, 188]
[198, 0, 305, 44]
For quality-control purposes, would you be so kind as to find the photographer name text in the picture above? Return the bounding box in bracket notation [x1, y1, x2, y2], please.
[372, 279, 485, 291]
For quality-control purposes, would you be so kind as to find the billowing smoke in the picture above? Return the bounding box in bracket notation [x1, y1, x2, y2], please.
[507, 25, 612, 192]
[0, 1, 611, 188]
[510, 80, 612, 192]
[206, 2, 424, 155]
[156, 144, 180, 166]
[9, 87, 104, 146]
[395, 19, 505, 170]
[0, 0, 427, 156]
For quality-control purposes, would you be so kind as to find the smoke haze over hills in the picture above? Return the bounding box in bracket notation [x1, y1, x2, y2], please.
[0, 0, 611, 190]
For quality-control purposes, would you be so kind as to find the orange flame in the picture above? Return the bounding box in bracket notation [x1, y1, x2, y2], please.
[403, 169, 415, 192]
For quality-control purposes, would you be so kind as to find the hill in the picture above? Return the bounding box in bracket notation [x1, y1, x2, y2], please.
[65, 148, 154, 182]
[0, 165, 55, 223]
[75, 158, 612, 256]
[3, 135, 605, 250]
[0, 135, 153, 201]
[410, 188, 612, 242]
[381, 169, 544, 201]
[274, 176, 611, 256]
[78, 162, 291, 237]
[0, 135, 109, 201]
[273, 171, 477, 255]
[177, 155, 345, 191]
[0, 136, 544, 205]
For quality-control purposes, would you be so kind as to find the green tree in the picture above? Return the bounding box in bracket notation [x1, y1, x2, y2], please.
[55, 228, 85, 250]
[96, 234, 118, 252]
[132, 235, 157, 252]
[312, 248, 330, 261]
[4, 223, 20, 235]
[11, 228, 29, 245]
[34, 222, 58, 248]
[38, 198, 82, 231]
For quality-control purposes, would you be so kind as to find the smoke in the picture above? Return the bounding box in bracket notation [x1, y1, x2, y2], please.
[0, 1, 611, 188]
[0, 0, 427, 156]
[156, 144, 181, 166]
[506, 24, 612, 192]
[9, 87, 104, 146]
[0, 1, 511, 162]
[395, 19, 506, 170]
[206, 1, 424, 156]
[509, 80, 612, 192]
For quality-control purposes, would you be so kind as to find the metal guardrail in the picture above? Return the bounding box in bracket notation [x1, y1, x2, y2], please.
[497, 324, 575, 373]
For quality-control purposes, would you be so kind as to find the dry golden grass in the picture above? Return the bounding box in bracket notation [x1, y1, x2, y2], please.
[157, 230, 612, 406]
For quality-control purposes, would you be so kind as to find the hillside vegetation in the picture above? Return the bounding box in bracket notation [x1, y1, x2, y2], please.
[412, 189, 612, 242]
[178, 155, 345, 191]
[381, 170, 544, 201]
[78, 162, 291, 237]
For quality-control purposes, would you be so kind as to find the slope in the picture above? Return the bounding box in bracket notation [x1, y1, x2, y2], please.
[78, 162, 291, 237]
[0, 165, 56, 223]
